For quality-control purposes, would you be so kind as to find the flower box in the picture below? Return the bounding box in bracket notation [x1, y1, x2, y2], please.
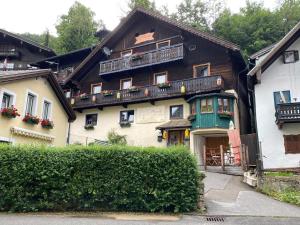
[80, 94, 89, 100]
[131, 54, 143, 61]
[157, 82, 171, 89]
[120, 121, 131, 128]
[102, 90, 114, 97]
[23, 114, 40, 125]
[128, 86, 140, 93]
[187, 114, 196, 121]
[84, 124, 95, 130]
[218, 111, 233, 118]
[41, 119, 54, 129]
[0, 106, 20, 118]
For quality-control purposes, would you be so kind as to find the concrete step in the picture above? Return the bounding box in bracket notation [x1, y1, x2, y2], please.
[201, 166, 244, 176]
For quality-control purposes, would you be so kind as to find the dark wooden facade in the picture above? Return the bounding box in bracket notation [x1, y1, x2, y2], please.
[60, 8, 250, 134]
[0, 29, 55, 70]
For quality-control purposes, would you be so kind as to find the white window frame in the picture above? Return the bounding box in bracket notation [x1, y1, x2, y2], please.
[41, 97, 53, 120]
[23, 89, 38, 116]
[0, 88, 16, 109]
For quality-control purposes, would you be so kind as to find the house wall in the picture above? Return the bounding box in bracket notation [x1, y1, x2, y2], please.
[255, 38, 300, 169]
[0, 77, 69, 146]
[69, 98, 190, 146]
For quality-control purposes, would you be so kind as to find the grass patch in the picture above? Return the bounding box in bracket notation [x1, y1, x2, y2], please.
[265, 171, 294, 177]
[261, 187, 300, 206]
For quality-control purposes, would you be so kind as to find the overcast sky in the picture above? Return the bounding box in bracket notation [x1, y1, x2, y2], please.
[0, 0, 278, 35]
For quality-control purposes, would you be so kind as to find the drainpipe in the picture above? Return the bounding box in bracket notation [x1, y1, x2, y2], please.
[67, 122, 71, 145]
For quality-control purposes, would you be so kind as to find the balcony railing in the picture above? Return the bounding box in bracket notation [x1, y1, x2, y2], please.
[99, 43, 184, 75]
[276, 102, 300, 128]
[71, 75, 224, 109]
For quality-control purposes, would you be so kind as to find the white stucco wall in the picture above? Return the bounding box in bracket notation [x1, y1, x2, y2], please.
[255, 38, 300, 169]
[70, 98, 190, 147]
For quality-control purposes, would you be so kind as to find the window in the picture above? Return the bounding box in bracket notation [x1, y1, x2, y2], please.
[121, 49, 133, 57]
[25, 93, 37, 115]
[120, 110, 134, 123]
[120, 78, 132, 90]
[284, 135, 300, 154]
[190, 101, 196, 115]
[154, 72, 168, 84]
[201, 98, 213, 113]
[156, 40, 170, 49]
[218, 98, 231, 113]
[85, 114, 98, 126]
[283, 51, 299, 64]
[42, 101, 51, 120]
[170, 105, 183, 119]
[193, 64, 210, 77]
[64, 90, 71, 98]
[273, 91, 291, 108]
[91, 83, 102, 94]
[1, 93, 12, 109]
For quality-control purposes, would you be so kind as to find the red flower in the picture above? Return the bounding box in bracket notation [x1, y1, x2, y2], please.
[1, 106, 20, 118]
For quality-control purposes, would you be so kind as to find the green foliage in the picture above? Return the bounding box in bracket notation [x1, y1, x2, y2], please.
[0, 144, 201, 213]
[55, 1, 100, 54]
[261, 186, 300, 206]
[19, 31, 58, 52]
[265, 171, 294, 177]
[128, 0, 156, 11]
[107, 130, 127, 145]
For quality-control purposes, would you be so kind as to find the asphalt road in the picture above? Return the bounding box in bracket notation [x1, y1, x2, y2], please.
[0, 214, 299, 225]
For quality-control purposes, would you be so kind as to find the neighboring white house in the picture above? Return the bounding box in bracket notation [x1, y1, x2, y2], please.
[249, 22, 300, 170]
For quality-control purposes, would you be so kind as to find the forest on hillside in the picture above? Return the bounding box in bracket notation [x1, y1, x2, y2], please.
[20, 0, 300, 58]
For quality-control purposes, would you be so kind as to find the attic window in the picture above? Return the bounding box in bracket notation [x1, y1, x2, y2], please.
[283, 50, 299, 64]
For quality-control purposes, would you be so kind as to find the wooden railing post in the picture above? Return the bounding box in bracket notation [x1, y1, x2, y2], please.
[240, 144, 245, 171]
[220, 145, 225, 171]
[203, 145, 207, 170]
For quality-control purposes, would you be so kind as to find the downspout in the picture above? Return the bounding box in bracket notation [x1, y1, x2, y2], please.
[67, 122, 71, 145]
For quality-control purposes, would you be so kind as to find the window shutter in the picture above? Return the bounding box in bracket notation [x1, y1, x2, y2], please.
[284, 135, 300, 154]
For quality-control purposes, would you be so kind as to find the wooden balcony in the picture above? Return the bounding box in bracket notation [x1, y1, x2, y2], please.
[71, 75, 224, 110]
[0, 50, 19, 58]
[276, 102, 300, 128]
[99, 43, 184, 75]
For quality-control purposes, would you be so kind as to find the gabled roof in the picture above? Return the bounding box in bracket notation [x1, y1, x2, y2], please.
[0, 69, 75, 121]
[249, 43, 276, 60]
[66, 7, 243, 84]
[248, 21, 300, 77]
[0, 29, 56, 56]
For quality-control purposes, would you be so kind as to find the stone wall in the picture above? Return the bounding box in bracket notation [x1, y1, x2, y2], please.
[258, 175, 300, 192]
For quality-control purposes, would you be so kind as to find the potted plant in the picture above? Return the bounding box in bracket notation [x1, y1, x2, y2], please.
[23, 114, 40, 125]
[157, 81, 171, 89]
[41, 119, 54, 129]
[84, 124, 95, 130]
[128, 86, 140, 93]
[0, 106, 20, 118]
[102, 90, 114, 97]
[218, 111, 233, 118]
[131, 53, 143, 61]
[80, 93, 89, 100]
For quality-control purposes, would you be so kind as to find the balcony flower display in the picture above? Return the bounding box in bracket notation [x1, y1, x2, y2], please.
[128, 86, 140, 93]
[84, 124, 95, 130]
[157, 81, 171, 88]
[41, 119, 54, 129]
[23, 114, 40, 125]
[102, 90, 114, 97]
[79, 93, 89, 100]
[218, 111, 233, 118]
[0, 106, 20, 118]
[131, 53, 143, 61]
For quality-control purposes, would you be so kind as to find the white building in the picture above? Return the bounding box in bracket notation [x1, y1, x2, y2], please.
[249, 22, 300, 170]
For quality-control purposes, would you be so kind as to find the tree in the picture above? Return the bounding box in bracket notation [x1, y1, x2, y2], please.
[128, 0, 156, 11]
[213, 1, 283, 57]
[55, 1, 100, 54]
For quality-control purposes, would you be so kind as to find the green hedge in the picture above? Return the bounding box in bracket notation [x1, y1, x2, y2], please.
[0, 145, 202, 213]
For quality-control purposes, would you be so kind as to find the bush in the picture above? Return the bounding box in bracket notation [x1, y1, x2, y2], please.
[0, 144, 202, 213]
[107, 129, 127, 145]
